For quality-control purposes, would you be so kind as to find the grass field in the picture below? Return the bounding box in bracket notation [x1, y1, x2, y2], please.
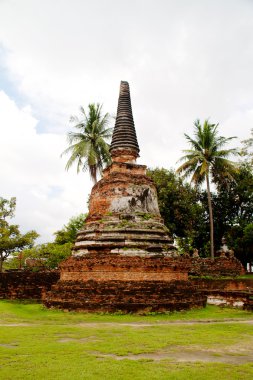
[0, 301, 253, 380]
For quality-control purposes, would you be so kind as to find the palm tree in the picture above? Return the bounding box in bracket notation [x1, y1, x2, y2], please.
[62, 103, 113, 183]
[176, 119, 238, 260]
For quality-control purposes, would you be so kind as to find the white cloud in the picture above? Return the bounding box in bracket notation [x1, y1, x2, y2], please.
[0, 1, 253, 241]
[0, 91, 91, 242]
[0, 1, 252, 138]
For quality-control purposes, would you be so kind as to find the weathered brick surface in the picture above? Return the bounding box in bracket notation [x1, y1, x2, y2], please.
[206, 291, 250, 307]
[110, 149, 140, 163]
[103, 161, 146, 177]
[244, 299, 253, 311]
[191, 278, 253, 308]
[191, 278, 253, 291]
[43, 253, 245, 312]
[0, 271, 60, 300]
[87, 163, 160, 222]
[60, 255, 189, 282]
[45, 279, 206, 313]
[189, 257, 244, 277]
[73, 157, 177, 257]
[43, 255, 206, 312]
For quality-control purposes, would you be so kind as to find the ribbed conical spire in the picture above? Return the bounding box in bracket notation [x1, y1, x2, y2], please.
[110, 81, 140, 156]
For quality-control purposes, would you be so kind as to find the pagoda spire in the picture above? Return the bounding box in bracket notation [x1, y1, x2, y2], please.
[110, 81, 140, 162]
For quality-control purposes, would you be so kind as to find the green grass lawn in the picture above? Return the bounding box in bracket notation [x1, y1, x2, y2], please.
[0, 301, 253, 380]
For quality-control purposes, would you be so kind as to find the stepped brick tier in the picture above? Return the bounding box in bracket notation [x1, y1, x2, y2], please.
[44, 279, 206, 313]
[44, 81, 207, 312]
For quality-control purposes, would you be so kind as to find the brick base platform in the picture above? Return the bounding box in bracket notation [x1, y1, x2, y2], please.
[44, 279, 206, 313]
[44, 255, 206, 312]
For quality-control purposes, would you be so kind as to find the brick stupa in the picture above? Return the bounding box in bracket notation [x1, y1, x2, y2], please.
[44, 82, 206, 312]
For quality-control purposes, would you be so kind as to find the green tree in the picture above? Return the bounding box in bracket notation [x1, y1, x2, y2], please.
[0, 197, 39, 272]
[177, 119, 238, 260]
[54, 213, 86, 245]
[62, 103, 113, 183]
[147, 168, 204, 250]
[212, 163, 253, 265]
[179, 162, 253, 260]
[6, 242, 73, 271]
[6, 213, 86, 270]
[226, 224, 253, 268]
[216, 163, 253, 227]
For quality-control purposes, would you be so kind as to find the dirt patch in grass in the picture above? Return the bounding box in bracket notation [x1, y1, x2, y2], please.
[91, 335, 253, 365]
[58, 336, 100, 343]
[77, 318, 253, 328]
[0, 323, 33, 326]
[1, 318, 253, 328]
[0, 343, 18, 348]
[94, 346, 253, 364]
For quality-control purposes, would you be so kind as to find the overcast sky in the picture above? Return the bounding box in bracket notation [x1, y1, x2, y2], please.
[0, 0, 252, 243]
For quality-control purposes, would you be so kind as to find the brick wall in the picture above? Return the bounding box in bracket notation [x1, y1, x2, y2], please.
[191, 278, 253, 308]
[0, 256, 248, 311]
[0, 271, 60, 300]
[191, 278, 253, 291]
[189, 257, 244, 277]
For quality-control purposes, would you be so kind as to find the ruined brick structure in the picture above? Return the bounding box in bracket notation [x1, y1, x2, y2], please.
[0, 271, 60, 301]
[189, 257, 245, 278]
[192, 278, 253, 308]
[73, 81, 175, 257]
[45, 81, 206, 312]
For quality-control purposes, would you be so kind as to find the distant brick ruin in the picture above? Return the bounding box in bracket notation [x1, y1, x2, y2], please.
[44, 81, 206, 312]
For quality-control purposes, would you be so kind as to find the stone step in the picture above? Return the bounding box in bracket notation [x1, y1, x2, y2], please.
[77, 228, 170, 236]
[44, 298, 206, 312]
[76, 234, 171, 242]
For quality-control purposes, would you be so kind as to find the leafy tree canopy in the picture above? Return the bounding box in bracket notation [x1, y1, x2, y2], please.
[5, 213, 86, 270]
[0, 197, 39, 272]
[54, 213, 86, 245]
[147, 167, 204, 239]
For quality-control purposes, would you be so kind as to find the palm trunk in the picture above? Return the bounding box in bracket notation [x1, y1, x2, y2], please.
[90, 165, 97, 184]
[0, 253, 3, 273]
[206, 173, 215, 260]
